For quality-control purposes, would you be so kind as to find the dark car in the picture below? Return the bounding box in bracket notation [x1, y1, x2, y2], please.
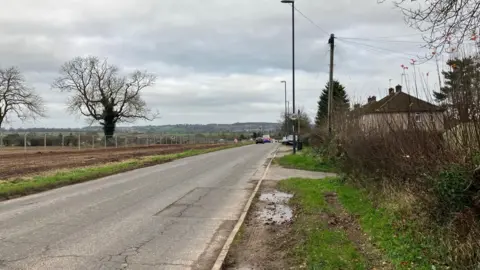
[255, 137, 264, 144]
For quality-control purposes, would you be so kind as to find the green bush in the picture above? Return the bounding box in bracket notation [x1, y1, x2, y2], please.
[433, 164, 474, 217]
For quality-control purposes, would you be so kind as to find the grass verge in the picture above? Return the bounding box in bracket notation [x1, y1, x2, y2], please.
[276, 148, 337, 173]
[0, 144, 245, 200]
[279, 177, 442, 270]
[278, 177, 366, 269]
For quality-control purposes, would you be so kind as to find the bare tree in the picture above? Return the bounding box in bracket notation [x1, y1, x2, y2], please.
[52, 56, 158, 139]
[0, 67, 45, 129]
[380, 0, 480, 55]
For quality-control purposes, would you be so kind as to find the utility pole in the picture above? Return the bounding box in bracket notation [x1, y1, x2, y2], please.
[290, 1, 296, 154]
[327, 33, 335, 135]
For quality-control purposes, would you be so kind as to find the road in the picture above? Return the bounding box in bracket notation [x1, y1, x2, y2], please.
[0, 144, 277, 270]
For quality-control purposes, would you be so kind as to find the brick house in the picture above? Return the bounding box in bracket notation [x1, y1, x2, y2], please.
[357, 85, 446, 132]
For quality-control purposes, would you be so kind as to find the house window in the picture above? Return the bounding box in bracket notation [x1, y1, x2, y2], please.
[429, 113, 435, 122]
[414, 113, 421, 123]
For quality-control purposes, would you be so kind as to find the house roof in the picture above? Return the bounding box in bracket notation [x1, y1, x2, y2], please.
[361, 91, 445, 114]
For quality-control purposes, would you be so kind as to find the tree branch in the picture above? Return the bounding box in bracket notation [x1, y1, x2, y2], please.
[0, 67, 45, 127]
[381, 0, 480, 55]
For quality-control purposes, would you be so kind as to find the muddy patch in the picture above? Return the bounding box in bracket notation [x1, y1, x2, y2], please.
[259, 190, 292, 204]
[323, 192, 393, 270]
[257, 191, 293, 225]
[258, 204, 292, 225]
[223, 182, 293, 270]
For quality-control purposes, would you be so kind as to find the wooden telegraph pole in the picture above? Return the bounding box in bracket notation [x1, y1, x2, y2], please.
[327, 33, 335, 135]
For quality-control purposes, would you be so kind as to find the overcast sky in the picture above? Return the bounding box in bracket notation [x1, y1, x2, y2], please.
[0, 0, 448, 128]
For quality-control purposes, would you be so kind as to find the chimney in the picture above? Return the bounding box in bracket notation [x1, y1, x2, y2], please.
[371, 96, 376, 102]
[395, 84, 402, 93]
[388, 87, 394, 95]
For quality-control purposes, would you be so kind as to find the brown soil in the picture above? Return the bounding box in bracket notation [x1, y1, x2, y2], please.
[223, 180, 292, 270]
[323, 192, 393, 270]
[0, 144, 221, 179]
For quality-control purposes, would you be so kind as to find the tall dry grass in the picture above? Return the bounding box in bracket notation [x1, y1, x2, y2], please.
[316, 47, 480, 268]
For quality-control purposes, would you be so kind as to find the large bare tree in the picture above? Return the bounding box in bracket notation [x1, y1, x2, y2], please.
[380, 0, 480, 54]
[52, 56, 158, 138]
[0, 67, 45, 128]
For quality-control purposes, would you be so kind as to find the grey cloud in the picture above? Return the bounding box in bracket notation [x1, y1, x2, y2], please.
[0, 0, 411, 74]
[0, 39, 63, 73]
[0, 0, 440, 128]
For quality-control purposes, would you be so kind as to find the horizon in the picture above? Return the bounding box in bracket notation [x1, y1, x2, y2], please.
[0, 122, 282, 132]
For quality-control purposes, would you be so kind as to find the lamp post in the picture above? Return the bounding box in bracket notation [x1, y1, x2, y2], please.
[281, 0, 296, 154]
[280, 80, 287, 136]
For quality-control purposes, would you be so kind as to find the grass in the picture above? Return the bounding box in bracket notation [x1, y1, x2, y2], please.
[278, 177, 366, 270]
[335, 183, 444, 270]
[276, 148, 337, 173]
[279, 177, 442, 270]
[0, 144, 244, 200]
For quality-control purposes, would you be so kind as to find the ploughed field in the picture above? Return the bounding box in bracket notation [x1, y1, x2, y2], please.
[0, 144, 220, 179]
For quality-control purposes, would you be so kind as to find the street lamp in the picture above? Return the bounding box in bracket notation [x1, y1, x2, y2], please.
[281, 0, 296, 154]
[280, 80, 287, 136]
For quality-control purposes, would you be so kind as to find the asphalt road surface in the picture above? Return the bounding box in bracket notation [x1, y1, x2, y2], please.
[0, 144, 277, 270]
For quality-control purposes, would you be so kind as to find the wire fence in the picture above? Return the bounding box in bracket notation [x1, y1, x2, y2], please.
[0, 133, 245, 152]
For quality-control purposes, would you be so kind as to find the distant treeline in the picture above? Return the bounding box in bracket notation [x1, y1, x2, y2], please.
[0, 122, 281, 134]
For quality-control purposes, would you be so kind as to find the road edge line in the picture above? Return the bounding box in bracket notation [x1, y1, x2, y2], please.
[211, 145, 279, 270]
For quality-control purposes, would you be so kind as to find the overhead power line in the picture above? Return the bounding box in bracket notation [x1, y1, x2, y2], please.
[283, 2, 428, 45]
[335, 39, 410, 62]
[337, 37, 426, 44]
[289, 4, 329, 35]
[336, 38, 423, 58]
[361, 33, 425, 39]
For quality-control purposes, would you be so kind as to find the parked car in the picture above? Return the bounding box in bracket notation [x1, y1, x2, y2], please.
[255, 137, 264, 144]
[285, 135, 297, 145]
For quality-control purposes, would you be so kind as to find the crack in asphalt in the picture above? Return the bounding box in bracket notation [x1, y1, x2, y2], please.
[1, 202, 188, 269]
[0, 256, 30, 264]
[39, 244, 52, 257]
[98, 218, 180, 269]
[96, 189, 213, 268]
[0, 237, 34, 245]
[176, 189, 212, 218]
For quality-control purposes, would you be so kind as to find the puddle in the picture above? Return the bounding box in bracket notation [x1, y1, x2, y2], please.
[257, 190, 293, 225]
[259, 191, 293, 204]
